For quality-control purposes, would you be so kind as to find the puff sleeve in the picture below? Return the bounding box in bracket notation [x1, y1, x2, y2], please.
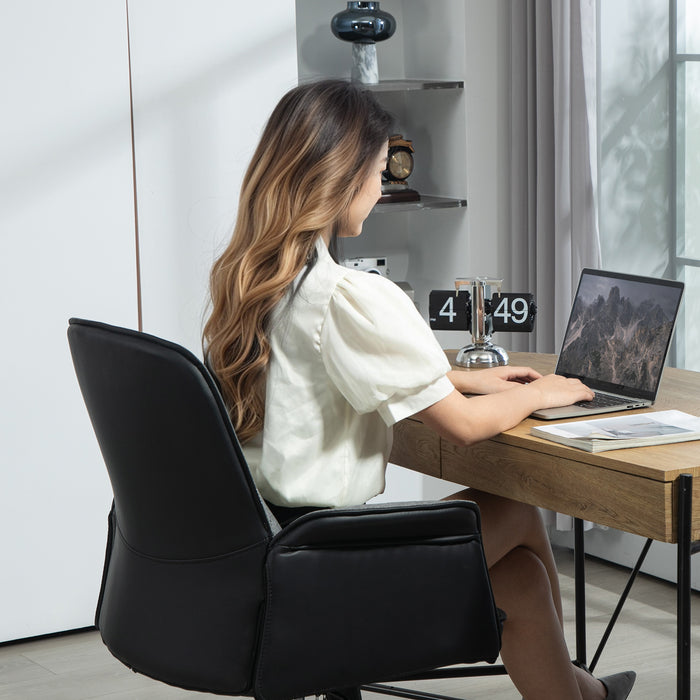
[320, 271, 454, 426]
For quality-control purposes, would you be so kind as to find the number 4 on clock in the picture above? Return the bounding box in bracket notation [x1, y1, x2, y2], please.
[428, 290, 470, 331]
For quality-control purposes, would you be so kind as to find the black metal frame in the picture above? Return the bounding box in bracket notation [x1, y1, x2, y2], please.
[574, 473, 696, 700]
[364, 473, 696, 700]
[362, 664, 508, 700]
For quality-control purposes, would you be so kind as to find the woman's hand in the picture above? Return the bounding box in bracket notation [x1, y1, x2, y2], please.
[522, 373, 595, 409]
[448, 366, 543, 396]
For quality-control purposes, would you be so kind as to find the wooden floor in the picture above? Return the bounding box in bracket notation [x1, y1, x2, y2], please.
[0, 547, 697, 699]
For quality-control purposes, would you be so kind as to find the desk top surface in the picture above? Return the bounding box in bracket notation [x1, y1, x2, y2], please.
[447, 350, 700, 482]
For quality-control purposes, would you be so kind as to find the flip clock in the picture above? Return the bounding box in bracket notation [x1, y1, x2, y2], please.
[429, 277, 537, 367]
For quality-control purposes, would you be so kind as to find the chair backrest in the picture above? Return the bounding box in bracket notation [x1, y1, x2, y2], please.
[68, 318, 274, 695]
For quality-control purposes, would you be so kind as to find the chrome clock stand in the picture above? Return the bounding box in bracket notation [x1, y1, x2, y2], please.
[454, 277, 510, 368]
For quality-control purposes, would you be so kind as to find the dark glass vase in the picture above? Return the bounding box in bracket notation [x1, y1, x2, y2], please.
[331, 2, 397, 44]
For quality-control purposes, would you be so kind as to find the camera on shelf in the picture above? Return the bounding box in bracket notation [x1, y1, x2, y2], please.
[341, 257, 417, 301]
[429, 277, 537, 367]
[341, 257, 390, 277]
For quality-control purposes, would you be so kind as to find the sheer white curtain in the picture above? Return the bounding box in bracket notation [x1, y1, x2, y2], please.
[507, 0, 601, 355]
[508, 0, 601, 530]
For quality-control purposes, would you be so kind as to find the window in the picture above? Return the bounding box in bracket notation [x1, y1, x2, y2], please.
[673, 0, 700, 370]
[598, 0, 700, 371]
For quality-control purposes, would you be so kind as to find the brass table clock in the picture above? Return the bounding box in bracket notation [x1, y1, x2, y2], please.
[380, 134, 420, 203]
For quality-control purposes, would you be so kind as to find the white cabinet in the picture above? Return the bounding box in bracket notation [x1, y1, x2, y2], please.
[128, 0, 298, 354]
[0, 0, 297, 642]
[0, 0, 137, 642]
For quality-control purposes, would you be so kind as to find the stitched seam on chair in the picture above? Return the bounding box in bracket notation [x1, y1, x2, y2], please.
[254, 545, 278, 700]
[113, 521, 269, 564]
[276, 534, 481, 552]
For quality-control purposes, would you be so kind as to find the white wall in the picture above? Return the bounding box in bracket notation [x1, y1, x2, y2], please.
[0, 0, 297, 642]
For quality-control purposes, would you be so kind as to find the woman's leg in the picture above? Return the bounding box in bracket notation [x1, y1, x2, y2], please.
[446, 489, 606, 700]
[488, 546, 583, 698]
[446, 488, 564, 625]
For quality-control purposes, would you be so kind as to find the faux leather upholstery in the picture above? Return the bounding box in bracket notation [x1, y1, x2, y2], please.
[68, 318, 503, 699]
[69, 318, 274, 694]
[257, 502, 502, 700]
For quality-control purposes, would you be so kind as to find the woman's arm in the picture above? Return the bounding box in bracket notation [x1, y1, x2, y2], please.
[446, 366, 543, 395]
[414, 372, 594, 447]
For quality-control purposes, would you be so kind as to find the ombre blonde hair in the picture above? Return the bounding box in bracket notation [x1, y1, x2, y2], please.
[203, 80, 393, 443]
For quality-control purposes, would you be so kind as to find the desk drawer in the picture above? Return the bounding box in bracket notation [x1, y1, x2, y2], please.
[390, 419, 441, 479]
[442, 439, 676, 542]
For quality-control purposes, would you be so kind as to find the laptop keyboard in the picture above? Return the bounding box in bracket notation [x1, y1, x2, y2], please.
[575, 392, 632, 409]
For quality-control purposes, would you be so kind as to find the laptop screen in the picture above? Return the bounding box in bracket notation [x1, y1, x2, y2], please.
[556, 269, 684, 401]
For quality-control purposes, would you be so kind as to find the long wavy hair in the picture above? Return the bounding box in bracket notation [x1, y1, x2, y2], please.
[203, 80, 393, 443]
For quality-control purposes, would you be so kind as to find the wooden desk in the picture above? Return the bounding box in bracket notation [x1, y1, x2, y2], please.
[389, 351, 700, 699]
[391, 351, 700, 541]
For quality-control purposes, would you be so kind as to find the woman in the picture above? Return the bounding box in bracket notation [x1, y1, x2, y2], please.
[204, 79, 635, 700]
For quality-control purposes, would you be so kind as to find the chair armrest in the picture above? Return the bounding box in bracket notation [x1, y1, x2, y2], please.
[269, 499, 484, 547]
[255, 500, 502, 700]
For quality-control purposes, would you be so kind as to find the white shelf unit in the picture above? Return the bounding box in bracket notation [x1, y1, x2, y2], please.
[295, 0, 470, 323]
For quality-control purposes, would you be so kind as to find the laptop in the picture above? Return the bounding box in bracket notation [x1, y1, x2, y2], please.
[532, 268, 684, 420]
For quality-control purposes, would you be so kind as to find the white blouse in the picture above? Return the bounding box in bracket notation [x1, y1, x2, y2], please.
[243, 238, 454, 508]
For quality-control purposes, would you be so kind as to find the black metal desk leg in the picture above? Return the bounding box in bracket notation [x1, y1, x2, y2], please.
[575, 517, 587, 666]
[677, 474, 692, 700]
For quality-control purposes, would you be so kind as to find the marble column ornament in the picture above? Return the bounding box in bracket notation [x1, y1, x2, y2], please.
[352, 43, 378, 83]
[331, 2, 396, 85]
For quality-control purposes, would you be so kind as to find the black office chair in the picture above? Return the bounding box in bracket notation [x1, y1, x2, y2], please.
[67, 318, 505, 700]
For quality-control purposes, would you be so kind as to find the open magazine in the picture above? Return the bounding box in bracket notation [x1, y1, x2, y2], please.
[530, 410, 700, 453]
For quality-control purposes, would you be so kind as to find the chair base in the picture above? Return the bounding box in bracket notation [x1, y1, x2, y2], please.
[361, 664, 508, 700]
